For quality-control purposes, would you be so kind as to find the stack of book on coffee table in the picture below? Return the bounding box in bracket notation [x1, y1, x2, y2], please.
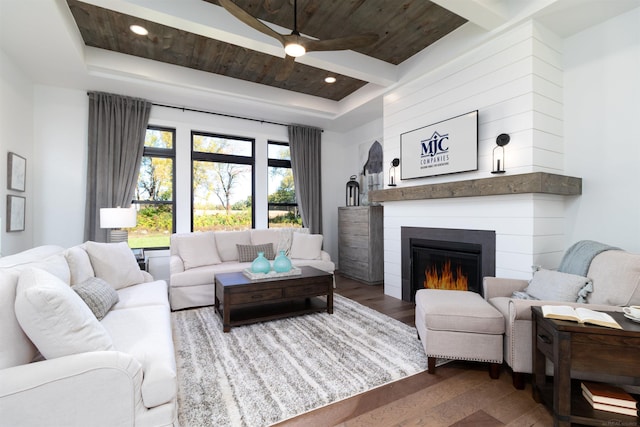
[581, 381, 639, 417]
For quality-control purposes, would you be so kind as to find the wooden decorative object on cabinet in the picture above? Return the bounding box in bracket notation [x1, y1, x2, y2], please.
[338, 206, 384, 285]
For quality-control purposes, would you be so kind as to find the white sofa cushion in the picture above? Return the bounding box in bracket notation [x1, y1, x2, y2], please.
[64, 245, 95, 285]
[85, 242, 145, 289]
[101, 305, 176, 408]
[214, 230, 251, 262]
[14, 268, 115, 359]
[290, 232, 323, 260]
[250, 229, 281, 247]
[113, 280, 170, 310]
[72, 277, 120, 320]
[177, 231, 221, 269]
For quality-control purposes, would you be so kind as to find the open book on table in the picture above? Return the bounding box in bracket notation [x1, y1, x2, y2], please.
[541, 305, 622, 329]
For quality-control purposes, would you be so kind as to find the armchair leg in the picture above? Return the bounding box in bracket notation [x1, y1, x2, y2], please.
[489, 363, 500, 379]
[512, 372, 526, 389]
[427, 357, 436, 374]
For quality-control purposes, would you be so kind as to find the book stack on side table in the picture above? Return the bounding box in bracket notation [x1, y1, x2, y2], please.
[581, 382, 639, 417]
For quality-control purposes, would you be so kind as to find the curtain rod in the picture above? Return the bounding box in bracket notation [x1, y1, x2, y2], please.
[152, 102, 292, 128]
[87, 92, 322, 132]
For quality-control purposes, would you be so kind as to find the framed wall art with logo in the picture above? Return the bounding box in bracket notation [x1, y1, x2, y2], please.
[400, 110, 478, 180]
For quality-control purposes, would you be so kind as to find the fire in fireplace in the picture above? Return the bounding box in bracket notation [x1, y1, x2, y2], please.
[401, 227, 496, 302]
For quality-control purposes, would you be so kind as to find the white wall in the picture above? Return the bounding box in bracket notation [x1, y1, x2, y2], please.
[563, 7, 640, 252]
[381, 21, 566, 298]
[0, 49, 35, 255]
[33, 86, 87, 248]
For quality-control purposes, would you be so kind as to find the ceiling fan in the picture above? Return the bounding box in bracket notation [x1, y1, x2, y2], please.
[218, 0, 379, 81]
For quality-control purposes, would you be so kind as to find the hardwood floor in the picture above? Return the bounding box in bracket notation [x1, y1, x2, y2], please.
[275, 273, 554, 427]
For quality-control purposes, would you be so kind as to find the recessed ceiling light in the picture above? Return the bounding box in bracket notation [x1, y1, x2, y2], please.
[130, 25, 148, 36]
[324, 76, 337, 84]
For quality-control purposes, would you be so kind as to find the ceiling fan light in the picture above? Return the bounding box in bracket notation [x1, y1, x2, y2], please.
[284, 43, 305, 57]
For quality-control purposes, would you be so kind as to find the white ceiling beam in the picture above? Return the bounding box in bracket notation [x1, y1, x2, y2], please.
[431, 0, 508, 31]
[77, 0, 397, 86]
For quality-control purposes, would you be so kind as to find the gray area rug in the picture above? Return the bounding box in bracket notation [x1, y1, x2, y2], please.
[171, 294, 429, 427]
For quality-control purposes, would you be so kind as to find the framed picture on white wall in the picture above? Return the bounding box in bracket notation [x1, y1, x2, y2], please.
[7, 152, 26, 192]
[7, 195, 25, 232]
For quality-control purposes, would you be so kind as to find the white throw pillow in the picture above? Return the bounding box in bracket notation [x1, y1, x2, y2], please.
[177, 231, 221, 269]
[64, 245, 95, 285]
[85, 241, 145, 290]
[289, 232, 323, 260]
[525, 268, 593, 303]
[15, 268, 114, 359]
[214, 230, 251, 262]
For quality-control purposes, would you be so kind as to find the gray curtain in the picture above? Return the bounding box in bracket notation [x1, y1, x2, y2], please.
[84, 92, 151, 242]
[288, 125, 322, 234]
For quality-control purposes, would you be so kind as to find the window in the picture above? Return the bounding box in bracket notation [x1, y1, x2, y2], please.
[131, 126, 176, 248]
[192, 132, 254, 231]
[268, 141, 301, 228]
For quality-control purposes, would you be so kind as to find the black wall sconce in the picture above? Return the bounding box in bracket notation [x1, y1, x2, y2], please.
[491, 133, 510, 174]
[389, 158, 400, 186]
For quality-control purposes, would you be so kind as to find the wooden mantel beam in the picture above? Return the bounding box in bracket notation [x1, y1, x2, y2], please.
[369, 172, 582, 203]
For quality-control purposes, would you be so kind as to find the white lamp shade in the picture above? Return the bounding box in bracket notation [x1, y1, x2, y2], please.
[100, 207, 137, 229]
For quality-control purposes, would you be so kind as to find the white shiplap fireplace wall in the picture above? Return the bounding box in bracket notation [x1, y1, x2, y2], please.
[381, 21, 571, 299]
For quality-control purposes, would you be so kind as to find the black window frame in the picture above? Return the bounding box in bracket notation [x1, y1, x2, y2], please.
[191, 130, 256, 231]
[267, 140, 299, 228]
[131, 125, 176, 250]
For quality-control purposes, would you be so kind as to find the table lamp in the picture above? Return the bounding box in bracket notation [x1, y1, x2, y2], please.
[100, 207, 137, 243]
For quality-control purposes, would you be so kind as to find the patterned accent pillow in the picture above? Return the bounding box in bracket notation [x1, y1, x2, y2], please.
[72, 277, 120, 320]
[236, 243, 275, 262]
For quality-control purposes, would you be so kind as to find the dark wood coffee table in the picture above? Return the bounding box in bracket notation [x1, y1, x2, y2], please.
[531, 306, 640, 426]
[214, 266, 333, 332]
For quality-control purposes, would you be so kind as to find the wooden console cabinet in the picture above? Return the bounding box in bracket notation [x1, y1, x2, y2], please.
[338, 206, 383, 284]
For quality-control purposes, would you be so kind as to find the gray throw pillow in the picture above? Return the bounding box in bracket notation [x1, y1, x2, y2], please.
[236, 243, 275, 262]
[525, 268, 593, 303]
[72, 277, 119, 320]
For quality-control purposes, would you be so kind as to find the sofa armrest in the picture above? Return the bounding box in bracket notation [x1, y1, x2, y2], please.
[169, 254, 184, 275]
[0, 351, 145, 427]
[141, 270, 154, 282]
[483, 277, 528, 300]
[320, 250, 331, 262]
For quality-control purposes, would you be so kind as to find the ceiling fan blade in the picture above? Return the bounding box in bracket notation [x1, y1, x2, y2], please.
[302, 33, 379, 52]
[275, 55, 296, 81]
[218, 0, 285, 46]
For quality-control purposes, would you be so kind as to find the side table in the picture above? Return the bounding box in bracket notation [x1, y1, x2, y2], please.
[531, 306, 640, 426]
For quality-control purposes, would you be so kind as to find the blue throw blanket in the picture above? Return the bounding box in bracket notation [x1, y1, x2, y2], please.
[557, 240, 619, 276]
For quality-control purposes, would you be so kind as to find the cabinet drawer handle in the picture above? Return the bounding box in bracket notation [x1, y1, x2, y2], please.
[538, 334, 552, 344]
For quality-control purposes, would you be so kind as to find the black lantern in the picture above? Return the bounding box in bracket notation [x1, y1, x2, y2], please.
[491, 133, 510, 174]
[388, 158, 400, 186]
[346, 175, 360, 206]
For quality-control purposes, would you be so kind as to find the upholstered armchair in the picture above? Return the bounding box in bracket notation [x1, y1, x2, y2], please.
[483, 246, 640, 389]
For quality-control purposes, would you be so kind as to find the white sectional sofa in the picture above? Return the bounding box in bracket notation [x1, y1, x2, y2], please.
[0, 243, 177, 427]
[170, 228, 335, 310]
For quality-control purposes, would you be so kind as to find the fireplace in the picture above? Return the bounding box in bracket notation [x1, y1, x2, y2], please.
[401, 227, 495, 302]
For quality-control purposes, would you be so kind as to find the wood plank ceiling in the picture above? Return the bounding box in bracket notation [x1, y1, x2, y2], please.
[67, 0, 467, 101]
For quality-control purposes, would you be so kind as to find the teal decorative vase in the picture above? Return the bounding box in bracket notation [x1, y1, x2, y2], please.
[273, 250, 292, 273]
[251, 252, 271, 274]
